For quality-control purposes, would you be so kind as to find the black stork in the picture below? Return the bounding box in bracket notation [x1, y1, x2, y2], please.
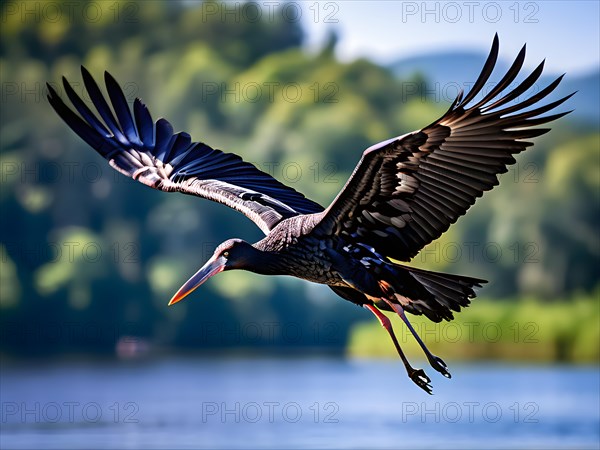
[47, 35, 573, 393]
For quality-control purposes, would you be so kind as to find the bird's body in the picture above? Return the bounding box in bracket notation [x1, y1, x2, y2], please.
[48, 35, 572, 393]
[228, 214, 478, 314]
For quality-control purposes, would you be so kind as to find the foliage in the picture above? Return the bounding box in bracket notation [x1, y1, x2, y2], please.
[348, 292, 600, 363]
[0, 1, 597, 356]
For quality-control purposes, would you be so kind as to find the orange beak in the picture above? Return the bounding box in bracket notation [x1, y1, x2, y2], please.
[168, 255, 226, 306]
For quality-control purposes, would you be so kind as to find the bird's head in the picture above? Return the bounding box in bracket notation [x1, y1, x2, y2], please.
[168, 238, 254, 306]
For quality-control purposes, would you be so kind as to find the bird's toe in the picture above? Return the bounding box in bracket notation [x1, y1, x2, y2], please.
[409, 368, 433, 395]
[429, 355, 451, 379]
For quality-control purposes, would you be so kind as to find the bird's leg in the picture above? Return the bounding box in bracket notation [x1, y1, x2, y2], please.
[363, 304, 432, 394]
[382, 299, 451, 379]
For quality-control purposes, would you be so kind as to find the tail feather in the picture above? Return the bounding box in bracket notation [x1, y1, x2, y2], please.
[390, 265, 487, 322]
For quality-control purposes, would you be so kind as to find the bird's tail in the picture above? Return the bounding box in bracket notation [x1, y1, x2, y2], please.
[380, 263, 487, 322]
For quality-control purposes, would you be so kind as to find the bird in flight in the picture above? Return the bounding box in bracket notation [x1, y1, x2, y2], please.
[47, 35, 572, 393]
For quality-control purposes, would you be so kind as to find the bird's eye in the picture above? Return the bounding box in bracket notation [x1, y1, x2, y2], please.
[223, 251, 229, 257]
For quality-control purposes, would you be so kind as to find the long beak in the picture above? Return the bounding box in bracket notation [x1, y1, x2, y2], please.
[168, 256, 226, 306]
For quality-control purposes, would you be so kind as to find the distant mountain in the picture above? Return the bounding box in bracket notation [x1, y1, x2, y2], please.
[389, 52, 599, 126]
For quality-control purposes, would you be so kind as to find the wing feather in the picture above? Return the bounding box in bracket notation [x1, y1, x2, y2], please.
[313, 35, 573, 261]
[48, 68, 323, 234]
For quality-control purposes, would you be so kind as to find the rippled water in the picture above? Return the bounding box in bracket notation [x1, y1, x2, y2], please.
[1, 357, 598, 449]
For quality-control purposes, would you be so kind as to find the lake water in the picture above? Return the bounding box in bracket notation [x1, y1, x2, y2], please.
[1, 357, 598, 449]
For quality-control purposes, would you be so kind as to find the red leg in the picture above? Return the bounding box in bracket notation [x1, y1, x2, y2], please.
[363, 304, 432, 394]
[382, 298, 451, 378]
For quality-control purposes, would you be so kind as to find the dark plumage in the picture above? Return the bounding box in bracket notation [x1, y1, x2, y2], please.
[47, 35, 572, 393]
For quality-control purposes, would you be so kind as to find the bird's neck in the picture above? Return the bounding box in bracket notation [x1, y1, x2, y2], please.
[250, 216, 318, 276]
[246, 250, 285, 275]
[246, 243, 287, 276]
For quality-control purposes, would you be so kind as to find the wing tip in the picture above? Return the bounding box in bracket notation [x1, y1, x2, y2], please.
[104, 70, 118, 87]
[491, 32, 499, 51]
[459, 33, 500, 106]
[46, 82, 58, 99]
[80, 65, 92, 80]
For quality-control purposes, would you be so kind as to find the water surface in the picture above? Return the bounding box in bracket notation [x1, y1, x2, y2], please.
[1, 357, 598, 449]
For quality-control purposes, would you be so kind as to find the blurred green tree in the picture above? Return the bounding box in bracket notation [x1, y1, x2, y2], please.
[1, 0, 597, 356]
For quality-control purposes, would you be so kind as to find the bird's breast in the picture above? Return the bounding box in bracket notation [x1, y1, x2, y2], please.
[258, 215, 349, 285]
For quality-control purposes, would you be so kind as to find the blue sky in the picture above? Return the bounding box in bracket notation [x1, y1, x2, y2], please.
[301, 1, 599, 75]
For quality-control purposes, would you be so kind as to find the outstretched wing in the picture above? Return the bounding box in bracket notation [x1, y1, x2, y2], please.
[314, 34, 573, 261]
[47, 67, 323, 235]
